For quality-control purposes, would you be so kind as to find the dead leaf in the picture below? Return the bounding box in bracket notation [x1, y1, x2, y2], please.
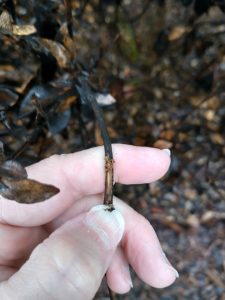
[210, 133, 224, 145]
[12, 25, 36, 36]
[0, 160, 59, 203]
[0, 160, 27, 180]
[0, 178, 59, 203]
[59, 23, 76, 60]
[0, 10, 13, 32]
[153, 139, 173, 149]
[168, 26, 188, 41]
[0, 10, 36, 36]
[40, 38, 70, 68]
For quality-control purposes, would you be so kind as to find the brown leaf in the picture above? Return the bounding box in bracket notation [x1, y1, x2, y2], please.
[0, 178, 60, 204]
[168, 26, 189, 41]
[0, 160, 27, 180]
[153, 139, 173, 149]
[0, 160, 59, 203]
[59, 23, 76, 60]
[40, 38, 70, 68]
[0, 10, 36, 36]
[210, 133, 224, 145]
[12, 25, 36, 36]
[0, 10, 13, 32]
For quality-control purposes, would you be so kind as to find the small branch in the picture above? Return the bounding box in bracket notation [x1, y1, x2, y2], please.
[76, 75, 114, 210]
[76, 76, 115, 300]
[89, 97, 114, 208]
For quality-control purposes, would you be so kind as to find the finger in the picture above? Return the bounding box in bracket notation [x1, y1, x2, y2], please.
[117, 198, 179, 288]
[46, 195, 178, 289]
[28, 144, 170, 191]
[0, 205, 125, 300]
[0, 224, 47, 266]
[106, 247, 133, 294]
[0, 144, 170, 226]
[0, 266, 16, 281]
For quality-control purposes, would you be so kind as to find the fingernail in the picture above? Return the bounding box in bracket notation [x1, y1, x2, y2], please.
[161, 252, 179, 278]
[162, 149, 171, 157]
[85, 205, 125, 250]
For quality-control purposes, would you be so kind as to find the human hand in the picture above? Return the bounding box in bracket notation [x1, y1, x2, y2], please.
[0, 144, 178, 299]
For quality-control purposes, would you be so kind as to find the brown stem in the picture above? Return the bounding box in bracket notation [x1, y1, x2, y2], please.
[89, 97, 114, 210]
[76, 74, 114, 210]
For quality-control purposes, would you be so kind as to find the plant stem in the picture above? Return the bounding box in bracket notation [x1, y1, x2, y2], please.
[108, 285, 116, 300]
[88, 96, 114, 209]
[76, 74, 114, 209]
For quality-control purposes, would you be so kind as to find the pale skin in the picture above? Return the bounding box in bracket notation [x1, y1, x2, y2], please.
[0, 144, 178, 299]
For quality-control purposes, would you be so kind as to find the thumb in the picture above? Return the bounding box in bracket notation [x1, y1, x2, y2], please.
[0, 205, 125, 300]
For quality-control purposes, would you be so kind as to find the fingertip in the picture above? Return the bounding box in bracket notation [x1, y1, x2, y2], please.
[119, 206, 178, 290]
[106, 247, 133, 294]
[133, 247, 178, 289]
[154, 252, 179, 288]
[107, 274, 132, 294]
[113, 145, 171, 184]
[148, 266, 178, 288]
[84, 205, 125, 250]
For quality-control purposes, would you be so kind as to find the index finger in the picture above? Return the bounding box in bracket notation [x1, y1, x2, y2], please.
[0, 144, 170, 226]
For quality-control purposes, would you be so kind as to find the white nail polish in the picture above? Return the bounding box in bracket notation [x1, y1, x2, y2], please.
[84, 205, 125, 250]
[162, 149, 171, 157]
[161, 252, 179, 278]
